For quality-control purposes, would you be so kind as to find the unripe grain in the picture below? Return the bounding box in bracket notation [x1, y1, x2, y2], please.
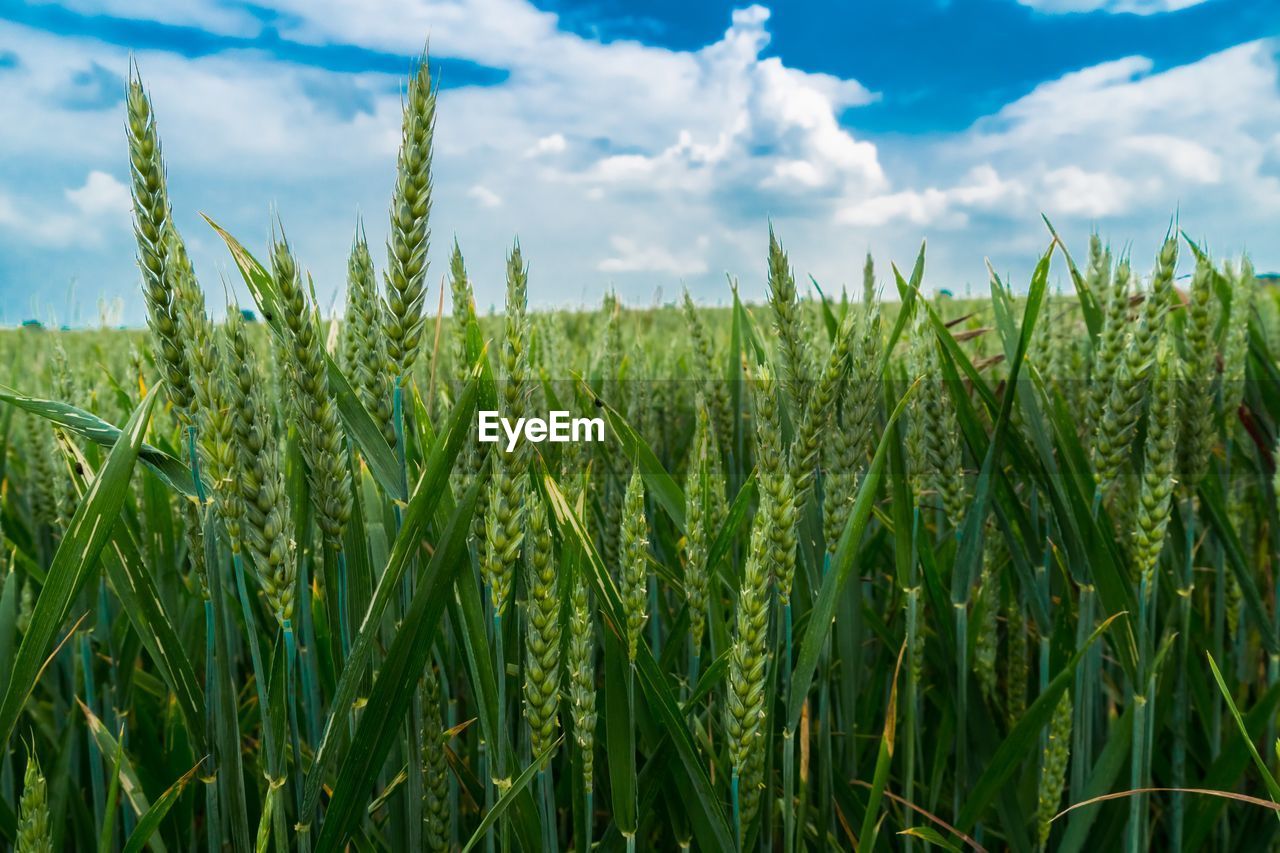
[126, 76, 197, 423]
[974, 532, 1001, 702]
[384, 55, 435, 381]
[344, 227, 395, 444]
[524, 497, 562, 761]
[1035, 692, 1073, 850]
[421, 662, 450, 853]
[225, 309, 296, 623]
[682, 289, 731, 459]
[726, 516, 772, 827]
[271, 237, 352, 545]
[1006, 600, 1028, 723]
[1087, 256, 1129, 439]
[1093, 239, 1177, 498]
[482, 245, 533, 616]
[620, 467, 649, 662]
[862, 251, 875, 309]
[1132, 343, 1179, 587]
[17, 751, 51, 853]
[568, 572, 597, 792]
[767, 228, 811, 415]
[751, 364, 797, 602]
[791, 311, 857, 516]
[907, 314, 966, 528]
[824, 310, 881, 551]
[684, 400, 713, 653]
[1222, 256, 1254, 415]
[1179, 254, 1218, 493]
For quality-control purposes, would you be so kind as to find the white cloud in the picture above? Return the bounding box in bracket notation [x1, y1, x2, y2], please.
[0, 171, 131, 248]
[549, 8, 882, 204]
[0, 2, 896, 312]
[958, 42, 1280, 224]
[1041, 167, 1131, 217]
[837, 187, 952, 227]
[820, 38, 1280, 290]
[467, 184, 503, 207]
[0, 2, 1276, 320]
[1016, 0, 1208, 14]
[526, 133, 566, 157]
[27, 0, 261, 34]
[837, 165, 1023, 227]
[598, 235, 709, 275]
[1122, 135, 1222, 183]
[0, 190, 79, 247]
[66, 170, 131, 217]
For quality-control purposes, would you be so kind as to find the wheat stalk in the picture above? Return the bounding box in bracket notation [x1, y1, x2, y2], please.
[17, 749, 51, 853]
[384, 54, 435, 383]
[270, 236, 352, 546]
[523, 496, 562, 762]
[726, 513, 772, 836]
[126, 75, 197, 423]
[766, 227, 811, 415]
[344, 225, 395, 444]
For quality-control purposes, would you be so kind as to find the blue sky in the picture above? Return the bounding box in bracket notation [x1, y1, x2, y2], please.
[0, 0, 1276, 324]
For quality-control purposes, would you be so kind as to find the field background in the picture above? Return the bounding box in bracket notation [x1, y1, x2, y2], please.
[1, 25, 1279, 853]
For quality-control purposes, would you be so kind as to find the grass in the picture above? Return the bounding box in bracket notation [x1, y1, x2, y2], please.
[1, 55, 1280, 852]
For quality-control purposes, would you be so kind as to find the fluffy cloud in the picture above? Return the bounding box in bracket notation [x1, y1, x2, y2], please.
[0, 170, 130, 248]
[829, 40, 1280, 279]
[964, 44, 1280, 225]
[1041, 167, 1132, 217]
[0, 191, 79, 248]
[598, 235, 710, 276]
[36, 0, 263, 34]
[836, 165, 1022, 228]
[525, 134, 566, 157]
[66, 170, 131, 217]
[0, 3, 894, 314]
[1016, 0, 1209, 14]
[0, 0, 1276, 323]
[551, 8, 882, 207]
[467, 185, 503, 208]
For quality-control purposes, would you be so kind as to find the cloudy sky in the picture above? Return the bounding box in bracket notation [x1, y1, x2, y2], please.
[0, 0, 1276, 324]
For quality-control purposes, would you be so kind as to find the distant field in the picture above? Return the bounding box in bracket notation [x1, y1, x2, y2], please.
[2, 54, 1280, 853]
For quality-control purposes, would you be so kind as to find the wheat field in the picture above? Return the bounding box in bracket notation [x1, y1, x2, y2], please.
[0, 53, 1278, 852]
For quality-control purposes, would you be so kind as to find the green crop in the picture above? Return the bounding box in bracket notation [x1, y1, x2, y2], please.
[4, 56, 1280, 853]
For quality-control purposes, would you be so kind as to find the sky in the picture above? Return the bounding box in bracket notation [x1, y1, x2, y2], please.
[0, 0, 1277, 325]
